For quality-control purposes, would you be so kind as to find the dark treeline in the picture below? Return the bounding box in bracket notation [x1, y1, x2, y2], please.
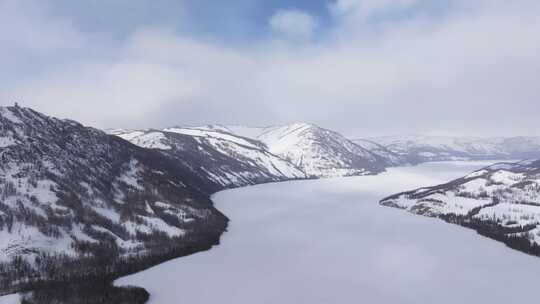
[384, 183, 540, 258]
[440, 213, 540, 257]
[0, 217, 226, 302]
[20, 282, 149, 304]
[0, 105, 235, 303]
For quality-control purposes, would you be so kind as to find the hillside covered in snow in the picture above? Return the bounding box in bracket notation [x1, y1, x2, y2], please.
[3, 109, 540, 301]
[350, 139, 406, 166]
[381, 159, 540, 256]
[367, 135, 540, 164]
[118, 124, 540, 181]
[0, 106, 228, 294]
[111, 127, 306, 188]
[216, 123, 393, 177]
[114, 123, 397, 179]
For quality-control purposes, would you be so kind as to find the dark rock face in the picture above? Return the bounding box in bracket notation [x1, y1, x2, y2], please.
[0, 106, 227, 293]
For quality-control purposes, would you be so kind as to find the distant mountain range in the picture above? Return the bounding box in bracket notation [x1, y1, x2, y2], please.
[114, 123, 395, 179]
[363, 135, 540, 164]
[115, 126, 540, 181]
[381, 159, 540, 256]
[2, 106, 540, 297]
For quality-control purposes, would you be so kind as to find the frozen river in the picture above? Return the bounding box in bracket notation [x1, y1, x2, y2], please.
[117, 161, 540, 304]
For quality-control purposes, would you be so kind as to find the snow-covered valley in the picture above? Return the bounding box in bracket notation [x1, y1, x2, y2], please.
[2, 107, 540, 303]
[116, 161, 540, 304]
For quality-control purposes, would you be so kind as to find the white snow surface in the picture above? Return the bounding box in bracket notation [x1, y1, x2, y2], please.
[112, 127, 306, 185]
[112, 130, 171, 150]
[0, 294, 20, 304]
[117, 161, 540, 304]
[0, 157, 201, 266]
[381, 160, 540, 245]
[0, 108, 22, 124]
[164, 127, 258, 148]
[224, 123, 380, 177]
[490, 170, 524, 185]
[0, 136, 16, 148]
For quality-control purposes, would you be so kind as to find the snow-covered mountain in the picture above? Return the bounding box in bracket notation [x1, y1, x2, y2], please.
[111, 127, 306, 188]
[381, 159, 540, 256]
[0, 106, 228, 292]
[351, 139, 406, 166]
[220, 123, 391, 177]
[115, 123, 395, 179]
[367, 135, 540, 164]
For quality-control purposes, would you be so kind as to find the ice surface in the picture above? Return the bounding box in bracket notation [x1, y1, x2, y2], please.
[0, 294, 20, 304]
[117, 161, 540, 304]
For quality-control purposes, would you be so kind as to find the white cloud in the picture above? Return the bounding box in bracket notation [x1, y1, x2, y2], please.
[330, 0, 420, 18]
[269, 9, 318, 39]
[3, 1, 540, 137]
[0, 0, 84, 54]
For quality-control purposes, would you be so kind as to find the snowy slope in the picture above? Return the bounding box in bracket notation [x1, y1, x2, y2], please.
[351, 139, 406, 166]
[0, 294, 18, 304]
[112, 127, 306, 188]
[368, 135, 540, 163]
[221, 123, 390, 177]
[223, 125, 269, 140]
[0, 106, 227, 292]
[256, 123, 391, 177]
[381, 159, 540, 256]
[117, 162, 540, 304]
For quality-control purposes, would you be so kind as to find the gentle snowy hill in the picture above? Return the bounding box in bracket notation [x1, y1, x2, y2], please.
[0, 106, 228, 292]
[381, 159, 540, 256]
[367, 135, 540, 163]
[221, 123, 390, 177]
[112, 127, 306, 188]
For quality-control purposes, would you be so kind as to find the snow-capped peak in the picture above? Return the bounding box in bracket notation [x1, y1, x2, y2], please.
[223, 122, 388, 177]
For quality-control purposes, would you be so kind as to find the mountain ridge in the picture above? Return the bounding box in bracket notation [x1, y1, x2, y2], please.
[217, 122, 392, 177]
[366, 134, 540, 163]
[0, 105, 228, 294]
[380, 159, 540, 256]
[113, 122, 393, 179]
[4, 108, 540, 300]
[111, 127, 307, 188]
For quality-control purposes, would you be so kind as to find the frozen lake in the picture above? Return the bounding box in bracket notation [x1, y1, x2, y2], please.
[117, 161, 540, 304]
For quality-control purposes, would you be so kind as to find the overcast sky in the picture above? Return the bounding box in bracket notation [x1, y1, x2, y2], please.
[1, 0, 539, 137]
